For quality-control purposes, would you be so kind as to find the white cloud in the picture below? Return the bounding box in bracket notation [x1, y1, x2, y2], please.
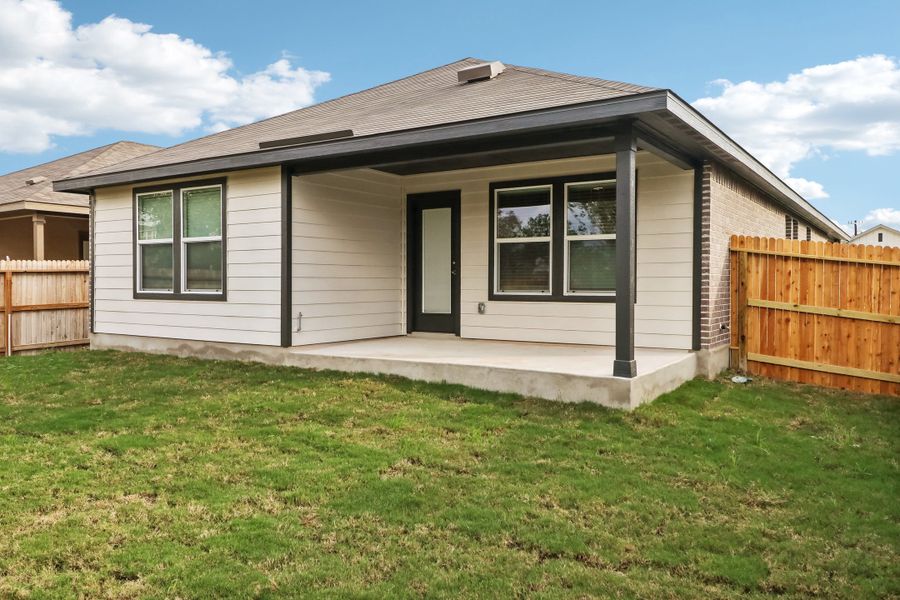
[862, 207, 900, 227]
[784, 177, 828, 200]
[0, 0, 329, 153]
[693, 55, 900, 200]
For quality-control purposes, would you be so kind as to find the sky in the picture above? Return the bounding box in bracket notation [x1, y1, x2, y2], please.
[1, 0, 898, 232]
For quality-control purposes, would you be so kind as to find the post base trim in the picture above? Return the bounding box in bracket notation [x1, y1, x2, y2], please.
[613, 359, 637, 378]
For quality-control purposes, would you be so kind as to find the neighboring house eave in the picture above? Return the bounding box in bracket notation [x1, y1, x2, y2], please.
[53, 88, 846, 240]
[0, 200, 90, 216]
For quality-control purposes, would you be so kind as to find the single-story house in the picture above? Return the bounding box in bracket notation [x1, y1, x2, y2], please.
[54, 59, 849, 408]
[0, 142, 158, 260]
[850, 223, 900, 247]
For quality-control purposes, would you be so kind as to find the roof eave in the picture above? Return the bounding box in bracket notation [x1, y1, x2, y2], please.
[662, 92, 849, 241]
[52, 88, 847, 241]
[53, 90, 671, 193]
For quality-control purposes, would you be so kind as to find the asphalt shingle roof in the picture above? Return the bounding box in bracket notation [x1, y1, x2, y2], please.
[0, 141, 160, 211]
[82, 59, 657, 177]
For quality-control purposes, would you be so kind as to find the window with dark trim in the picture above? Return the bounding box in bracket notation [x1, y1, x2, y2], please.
[494, 185, 552, 295]
[133, 177, 227, 300]
[878, 232, 884, 242]
[806, 226, 811, 241]
[488, 172, 624, 302]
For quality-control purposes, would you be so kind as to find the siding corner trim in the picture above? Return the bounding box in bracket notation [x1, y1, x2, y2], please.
[280, 166, 293, 347]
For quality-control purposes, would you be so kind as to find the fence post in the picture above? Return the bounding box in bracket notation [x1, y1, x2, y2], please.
[4, 269, 11, 356]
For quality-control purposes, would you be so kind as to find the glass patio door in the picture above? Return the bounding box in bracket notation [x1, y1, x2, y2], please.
[407, 191, 460, 334]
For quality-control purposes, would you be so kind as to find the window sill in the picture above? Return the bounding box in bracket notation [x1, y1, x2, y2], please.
[487, 292, 616, 303]
[134, 291, 227, 302]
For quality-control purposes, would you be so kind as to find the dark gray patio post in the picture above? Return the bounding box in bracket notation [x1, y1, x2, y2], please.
[613, 127, 637, 378]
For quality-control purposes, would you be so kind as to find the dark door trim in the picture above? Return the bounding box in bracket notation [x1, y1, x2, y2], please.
[406, 190, 461, 335]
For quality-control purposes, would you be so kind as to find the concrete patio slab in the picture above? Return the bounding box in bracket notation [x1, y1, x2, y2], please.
[91, 332, 699, 409]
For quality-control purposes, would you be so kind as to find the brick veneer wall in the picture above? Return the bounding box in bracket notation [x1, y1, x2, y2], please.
[699, 161, 830, 349]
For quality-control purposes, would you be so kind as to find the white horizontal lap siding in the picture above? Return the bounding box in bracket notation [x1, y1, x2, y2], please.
[92, 166, 283, 346]
[291, 169, 404, 346]
[404, 153, 694, 350]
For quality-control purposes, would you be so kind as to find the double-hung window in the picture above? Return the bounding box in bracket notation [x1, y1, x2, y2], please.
[565, 180, 616, 295]
[134, 178, 226, 300]
[494, 185, 552, 294]
[490, 172, 622, 301]
[136, 191, 174, 292]
[181, 186, 224, 293]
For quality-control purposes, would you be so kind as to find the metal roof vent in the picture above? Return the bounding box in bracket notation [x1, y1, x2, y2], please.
[457, 61, 505, 84]
[25, 176, 46, 185]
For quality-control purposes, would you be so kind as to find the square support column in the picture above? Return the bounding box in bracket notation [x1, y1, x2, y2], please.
[613, 128, 637, 378]
[32, 214, 46, 260]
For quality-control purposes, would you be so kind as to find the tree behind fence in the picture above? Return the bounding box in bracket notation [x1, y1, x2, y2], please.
[730, 236, 899, 396]
[0, 260, 90, 355]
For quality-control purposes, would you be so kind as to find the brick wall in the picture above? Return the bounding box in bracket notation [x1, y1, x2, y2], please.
[699, 161, 830, 349]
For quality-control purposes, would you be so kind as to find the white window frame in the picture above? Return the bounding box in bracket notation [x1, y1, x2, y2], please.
[564, 180, 616, 296]
[180, 184, 224, 295]
[135, 190, 174, 294]
[493, 184, 553, 296]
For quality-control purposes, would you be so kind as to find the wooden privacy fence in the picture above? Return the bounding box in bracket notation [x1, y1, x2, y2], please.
[730, 236, 899, 396]
[0, 260, 90, 355]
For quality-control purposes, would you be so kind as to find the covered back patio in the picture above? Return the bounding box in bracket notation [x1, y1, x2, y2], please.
[287, 117, 700, 395]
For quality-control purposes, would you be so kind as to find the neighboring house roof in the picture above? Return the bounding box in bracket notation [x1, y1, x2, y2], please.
[851, 223, 900, 241]
[0, 141, 159, 215]
[53, 58, 848, 240]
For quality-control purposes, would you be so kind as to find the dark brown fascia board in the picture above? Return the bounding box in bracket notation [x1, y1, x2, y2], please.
[663, 92, 849, 241]
[53, 90, 670, 193]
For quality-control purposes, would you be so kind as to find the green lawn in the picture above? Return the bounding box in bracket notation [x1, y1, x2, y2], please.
[0, 351, 897, 599]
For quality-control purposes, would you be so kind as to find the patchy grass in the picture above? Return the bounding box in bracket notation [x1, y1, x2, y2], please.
[0, 350, 897, 599]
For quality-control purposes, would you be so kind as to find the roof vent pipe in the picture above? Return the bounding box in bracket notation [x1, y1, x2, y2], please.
[25, 176, 46, 185]
[457, 61, 505, 83]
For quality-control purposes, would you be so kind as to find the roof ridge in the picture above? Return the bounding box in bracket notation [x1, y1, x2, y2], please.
[506, 63, 657, 93]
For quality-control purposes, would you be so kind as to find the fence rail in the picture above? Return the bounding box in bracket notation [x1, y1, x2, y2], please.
[730, 236, 899, 396]
[0, 260, 90, 356]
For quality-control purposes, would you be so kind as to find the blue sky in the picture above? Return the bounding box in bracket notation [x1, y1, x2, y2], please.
[2, 0, 899, 230]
